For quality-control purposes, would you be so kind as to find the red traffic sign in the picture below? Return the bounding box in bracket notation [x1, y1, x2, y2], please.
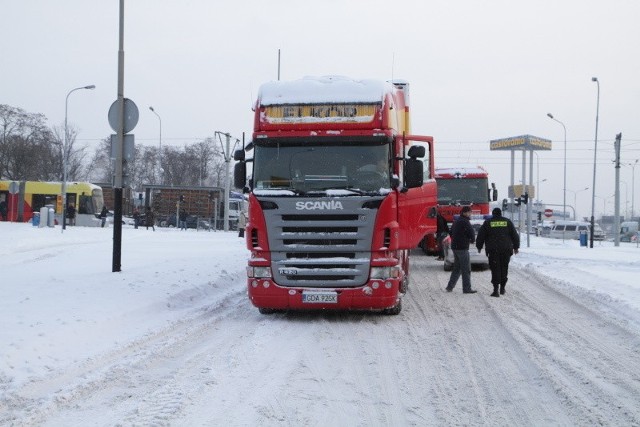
[544, 208, 553, 218]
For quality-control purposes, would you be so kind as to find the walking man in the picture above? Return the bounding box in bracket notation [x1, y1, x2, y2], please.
[99, 205, 109, 228]
[446, 206, 477, 294]
[179, 209, 188, 230]
[133, 208, 140, 229]
[145, 206, 155, 231]
[476, 207, 520, 297]
[66, 203, 76, 226]
[436, 212, 449, 261]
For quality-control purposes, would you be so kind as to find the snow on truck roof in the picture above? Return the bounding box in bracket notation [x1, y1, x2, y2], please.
[435, 166, 488, 177]
[258, 76, 393, 106]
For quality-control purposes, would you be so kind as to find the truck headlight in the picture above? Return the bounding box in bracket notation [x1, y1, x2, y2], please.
[370, 266, 401, 279]
[247, 266, 272, 278]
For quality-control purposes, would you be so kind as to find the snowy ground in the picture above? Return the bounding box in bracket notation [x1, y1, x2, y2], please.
[1, 221, 639, 426]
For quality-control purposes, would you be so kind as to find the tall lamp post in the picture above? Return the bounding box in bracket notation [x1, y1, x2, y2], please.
[620, 181, 629, 219]
[62, 84, 95, 232]
[567, 187, 589, 220]
[547, 113, 567, 224]
[149, 106, 162, 184]
[589, 77, 600, 248]
[625, 159, 638, 218]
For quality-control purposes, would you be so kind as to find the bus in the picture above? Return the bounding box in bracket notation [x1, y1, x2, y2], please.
[0, 180, 104, 226]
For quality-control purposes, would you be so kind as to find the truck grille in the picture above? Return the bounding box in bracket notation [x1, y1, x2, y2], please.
[260, 196, 381, 288]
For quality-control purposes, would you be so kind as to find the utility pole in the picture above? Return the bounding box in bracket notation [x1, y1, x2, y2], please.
[216, 131, 239, 232]
[614, 133, 622, 246]
[113, 0, 125, 271]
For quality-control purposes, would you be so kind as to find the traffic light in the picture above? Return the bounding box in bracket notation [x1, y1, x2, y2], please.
[522, 192, 529, 205]
[514, 197, 521, 207]
[537, 211, 542, 221]
[179, 194, 184, 203]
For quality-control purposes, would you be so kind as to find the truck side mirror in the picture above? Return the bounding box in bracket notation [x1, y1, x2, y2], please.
[234, 162, 246, 189]
[405, 158, 424, 188]
[407, 145, 425, 158]
[233, 149, 245, 161]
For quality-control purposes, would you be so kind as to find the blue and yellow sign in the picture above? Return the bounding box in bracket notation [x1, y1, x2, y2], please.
[489, 134, 552, 151]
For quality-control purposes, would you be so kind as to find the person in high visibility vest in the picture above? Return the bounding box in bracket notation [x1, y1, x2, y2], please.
[476, 207, 520, 297]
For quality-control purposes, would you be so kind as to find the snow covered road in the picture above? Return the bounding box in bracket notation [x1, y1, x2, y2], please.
[1, 225, 639, 426]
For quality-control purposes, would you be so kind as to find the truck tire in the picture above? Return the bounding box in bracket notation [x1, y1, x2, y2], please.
[383, 299, 402, 315]
[400, 276, 409, 294]
[258, 307, 277, 314]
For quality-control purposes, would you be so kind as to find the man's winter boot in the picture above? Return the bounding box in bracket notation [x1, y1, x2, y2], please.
[490, 284, 500, 297]
[500, 284, 506, 295]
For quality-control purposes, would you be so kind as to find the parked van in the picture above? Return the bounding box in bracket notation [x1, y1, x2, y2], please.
[548, 220, 605, 241]
[620, 221, 639, 242]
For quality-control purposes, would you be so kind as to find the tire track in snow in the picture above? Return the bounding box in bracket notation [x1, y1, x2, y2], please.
[4, 286, 249, 426]
[496, 266, 640, 426]
[405, 254, 574, 426]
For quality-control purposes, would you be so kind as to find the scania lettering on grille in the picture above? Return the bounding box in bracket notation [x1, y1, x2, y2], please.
[295, 200, 344, 210]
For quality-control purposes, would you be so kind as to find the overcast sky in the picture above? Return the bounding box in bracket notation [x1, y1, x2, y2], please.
[2, 0, 639, 218]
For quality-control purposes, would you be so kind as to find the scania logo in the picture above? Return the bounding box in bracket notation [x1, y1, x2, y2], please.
[295, 200, 344, 210]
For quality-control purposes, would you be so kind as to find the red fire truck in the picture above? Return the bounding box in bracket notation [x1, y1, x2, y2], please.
[234, 76, 437, 314]
[419, 166, 497, 254]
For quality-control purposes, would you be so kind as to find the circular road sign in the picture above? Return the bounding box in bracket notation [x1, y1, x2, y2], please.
[108, 98, 139, 133]
[544, 208, 553, 218]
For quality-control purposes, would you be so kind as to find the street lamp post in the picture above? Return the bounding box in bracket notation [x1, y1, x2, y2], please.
[620, 181, 629, 219]
[624, 159, 638, 218]
[547, 113, 567, 225]
[62, 84, 95, 232]
[589, 77, 600, 248]
[149, 106, 162, 184]
[567, 187, 589, 220]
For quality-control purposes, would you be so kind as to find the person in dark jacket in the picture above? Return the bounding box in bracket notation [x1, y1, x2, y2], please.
[145, 206, 155, 231]
[179, 209, 188, 230]
[133, 208, 140, 229]
[446, 206, 477, 294]
[436, 212, 449, 261]
[99, 205, 109, 228]
[0, 198, 7, 221]
[66, 203, 76, 226]
[476, 207, 520, 297]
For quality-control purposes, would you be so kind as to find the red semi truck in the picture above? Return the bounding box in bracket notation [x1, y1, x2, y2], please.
[234, 76, 437, 314]
[420, 166, 497, 255]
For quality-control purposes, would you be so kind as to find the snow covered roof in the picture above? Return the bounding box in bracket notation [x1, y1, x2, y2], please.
[435, 166, 488, 176]
[258, 76, 390, 106]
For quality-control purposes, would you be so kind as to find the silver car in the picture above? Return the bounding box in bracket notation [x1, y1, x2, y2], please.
[442, 220, 489, 271]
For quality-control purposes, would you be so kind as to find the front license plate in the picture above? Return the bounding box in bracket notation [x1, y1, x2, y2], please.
[302, 291, 338, 304]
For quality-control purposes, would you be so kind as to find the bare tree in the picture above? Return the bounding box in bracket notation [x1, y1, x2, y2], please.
[86, 137, 114, 183]
[0, 104, 56, 180]
[52, 123, 90, 181]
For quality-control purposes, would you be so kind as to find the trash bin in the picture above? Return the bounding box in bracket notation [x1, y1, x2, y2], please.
[47, 207, 55, 227]
[579, 230, 588, 247]
[32, 212, 40, 226]
[39, 207, 48, 228]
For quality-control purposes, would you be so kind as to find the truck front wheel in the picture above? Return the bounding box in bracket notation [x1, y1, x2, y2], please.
[383, 299, 402, 315]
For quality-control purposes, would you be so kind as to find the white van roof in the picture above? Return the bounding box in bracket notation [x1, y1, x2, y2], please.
[553, 220, 590, 226]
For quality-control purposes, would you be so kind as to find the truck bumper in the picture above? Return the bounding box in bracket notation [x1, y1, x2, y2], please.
[247, 278, 402, 311]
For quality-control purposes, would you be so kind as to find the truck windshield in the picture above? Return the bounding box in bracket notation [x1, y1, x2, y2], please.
[253, 143, 391, 194]
[436, 178, 488, 205]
